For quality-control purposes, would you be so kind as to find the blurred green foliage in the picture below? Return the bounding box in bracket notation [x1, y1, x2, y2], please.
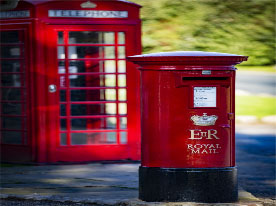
[132, 0, 275, 65]
[236, 65, 275, 72]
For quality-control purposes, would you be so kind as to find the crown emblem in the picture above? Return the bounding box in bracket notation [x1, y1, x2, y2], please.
[81, 1, 97, 8]
[191, 113, 218, 126]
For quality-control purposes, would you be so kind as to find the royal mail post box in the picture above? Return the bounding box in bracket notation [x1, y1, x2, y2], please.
[127, 51, 248, 203]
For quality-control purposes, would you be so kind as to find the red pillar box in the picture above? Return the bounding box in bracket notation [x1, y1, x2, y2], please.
[127, 51, 248, 203]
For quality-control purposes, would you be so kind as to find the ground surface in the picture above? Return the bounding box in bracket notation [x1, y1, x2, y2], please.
[236, 71, 276, 96]
[0, 124, 275, 206]
[236, 124, 276, 199]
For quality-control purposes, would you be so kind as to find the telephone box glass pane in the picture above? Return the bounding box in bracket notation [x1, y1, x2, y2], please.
[69, 74, 116, 87]
[1, 46, 21, 58]
[58, 46, 65, 59]
[1, 117, 24, 130]
[119, 103, 127, 115]
[104, 60, 116, 73]
[67, 60, 116, 73]
[71, 117, 117, 130]
[70, 89, 116, 101]
[118, 32, 125, 44]
[69, 31, 114, 44]
[107, 117, 117, 129]
[120, 117, 127, 129]
[118, 75, 126, 87]
[1, 131, 22, 144]
[68, 46, 115, 59]
[58, 32, 64, 44]
[0, 31, 20, 43]
[60, 90, 66, 102]
[120, 132, 127, 144]
[1, 103, 22, 115]
[1, 60, 21, 72]
[71, 132, 117, 145]
[118, 46, 125, 58]
[118, 89, 126, 101]
[59, 76, 66, 87]
[60, 119, 67, 131]
[1, 74, 22, 86]
[71, 103, 116, 116]
[1, 88, 22, 100]
[60, 104, 66, 116]
[60, 133, 67, 145]
[118, 60, 126, 73]
[58, 61, 65, 74]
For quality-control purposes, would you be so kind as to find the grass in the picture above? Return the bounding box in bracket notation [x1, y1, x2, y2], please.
[236, 95, 276, 119]
[236, 65, 276, 73]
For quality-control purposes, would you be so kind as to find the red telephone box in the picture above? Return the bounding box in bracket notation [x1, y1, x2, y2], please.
[128, 51, 248, 203]
[0, 0, 141, 163]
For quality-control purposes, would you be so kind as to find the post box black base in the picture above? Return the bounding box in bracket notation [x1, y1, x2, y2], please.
[139, 166, 238, 203]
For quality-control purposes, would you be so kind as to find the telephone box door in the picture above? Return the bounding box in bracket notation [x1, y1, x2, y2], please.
[46, 25, 140, 162]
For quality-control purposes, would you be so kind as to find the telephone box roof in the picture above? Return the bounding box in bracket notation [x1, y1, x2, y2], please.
[24, 0, 141, 7]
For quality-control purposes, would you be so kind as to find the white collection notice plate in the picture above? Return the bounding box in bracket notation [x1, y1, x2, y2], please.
[194, 87, 216, 107]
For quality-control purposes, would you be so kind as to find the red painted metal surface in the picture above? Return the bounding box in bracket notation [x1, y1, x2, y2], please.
[0, 0, 141, 163]
[128, 51, 248, 168]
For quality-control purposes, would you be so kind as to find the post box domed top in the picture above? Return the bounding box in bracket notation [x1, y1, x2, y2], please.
[127, 51, 248, 67]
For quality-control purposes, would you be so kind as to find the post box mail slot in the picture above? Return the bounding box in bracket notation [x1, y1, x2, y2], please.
[127, 51, 248, 203]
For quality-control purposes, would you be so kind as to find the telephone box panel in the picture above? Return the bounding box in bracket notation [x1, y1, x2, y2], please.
[0, 0, 141, 163]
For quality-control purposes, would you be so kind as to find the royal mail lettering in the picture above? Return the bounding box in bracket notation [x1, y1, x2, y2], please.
[189, 129, 220, 140]
[187, 129, 221, 154]
[187, 144, 222, 154]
